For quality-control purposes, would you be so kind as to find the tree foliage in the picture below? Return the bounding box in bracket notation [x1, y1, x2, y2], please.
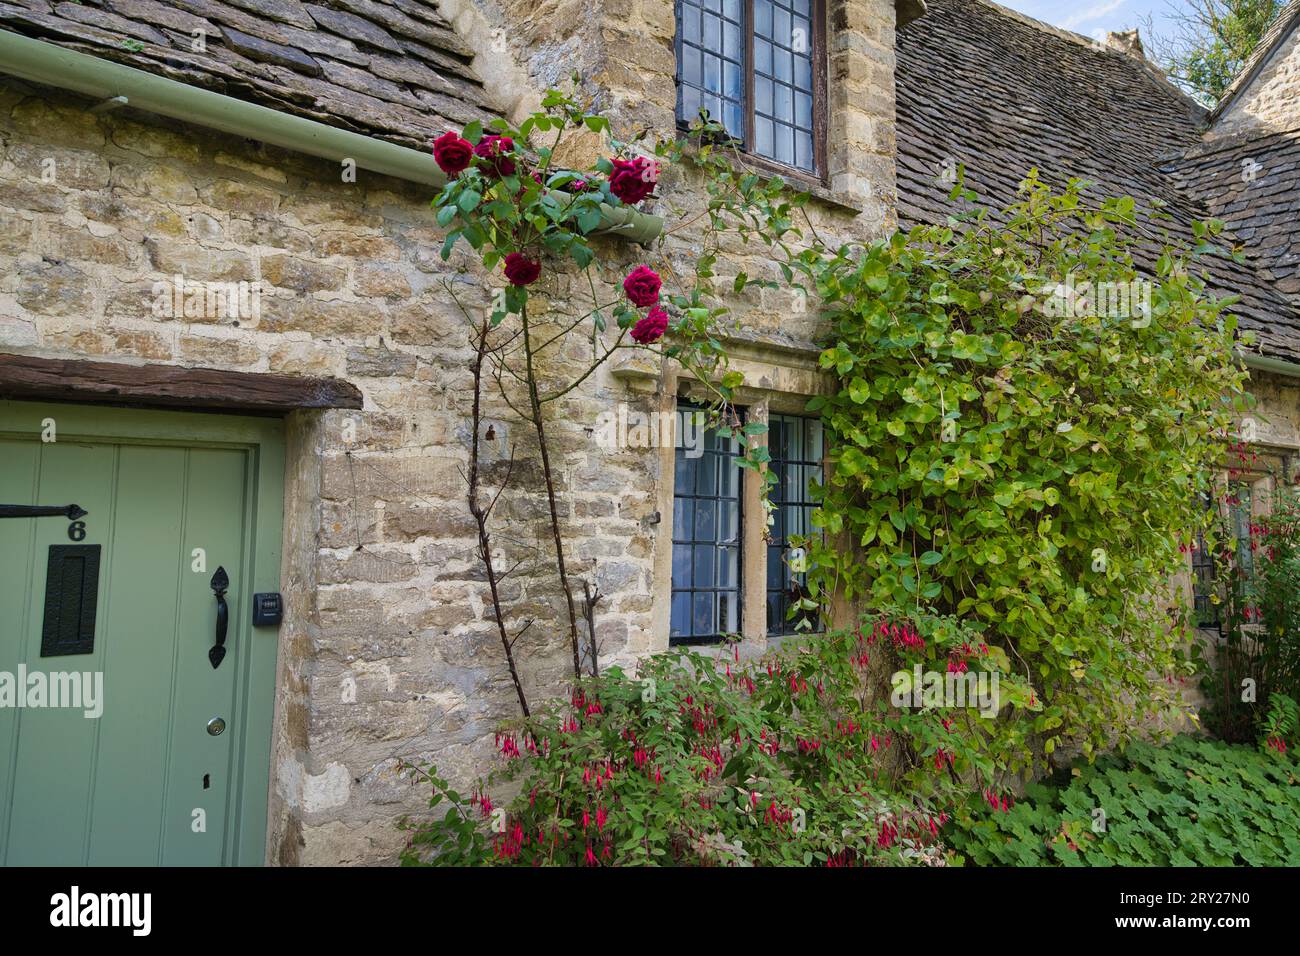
[1143, 0, 1285, 104]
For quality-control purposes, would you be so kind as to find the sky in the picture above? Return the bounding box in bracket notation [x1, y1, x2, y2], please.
[995, 0, 1183, 43]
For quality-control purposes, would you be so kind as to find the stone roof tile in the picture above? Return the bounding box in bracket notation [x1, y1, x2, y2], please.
[897, 0, 1300, 363]
[0, 0, 499, 148]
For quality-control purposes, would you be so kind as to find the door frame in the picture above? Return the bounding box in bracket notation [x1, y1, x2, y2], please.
[0, 400, 285, 866]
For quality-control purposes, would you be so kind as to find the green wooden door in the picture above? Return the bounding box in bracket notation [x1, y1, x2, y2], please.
[0, 402, 284, 866]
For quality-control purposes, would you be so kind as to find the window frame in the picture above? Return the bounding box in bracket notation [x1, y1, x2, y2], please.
[1190, 492, 1220, 630]
[674, 0, 830, 184]
[765, 412, 825, 637]
[669, 404, 745, 646]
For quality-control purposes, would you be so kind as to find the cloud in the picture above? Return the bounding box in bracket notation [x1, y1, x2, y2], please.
[1062, 0, 1128, 29]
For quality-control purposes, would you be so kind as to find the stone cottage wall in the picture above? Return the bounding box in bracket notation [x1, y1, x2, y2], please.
[0, 0, 900, 864]
[1215, 21, 1300, 134]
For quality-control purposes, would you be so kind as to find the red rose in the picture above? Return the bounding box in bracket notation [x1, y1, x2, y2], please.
[631, 306, 669, 344]
[432, 130, 473, 175]
[475, 134, 516, 177]
[503, 252, 541, 286]
[622, 265, 661, 307]
[608, 156, 658, 205]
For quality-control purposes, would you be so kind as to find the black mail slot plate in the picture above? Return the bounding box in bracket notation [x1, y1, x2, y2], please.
[40, 544, 101, 657]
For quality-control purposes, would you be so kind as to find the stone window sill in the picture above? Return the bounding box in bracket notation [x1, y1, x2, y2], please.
[676, 140, 865, 217]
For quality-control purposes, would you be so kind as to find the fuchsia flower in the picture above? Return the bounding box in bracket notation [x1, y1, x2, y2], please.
[631, 306, 669, 344]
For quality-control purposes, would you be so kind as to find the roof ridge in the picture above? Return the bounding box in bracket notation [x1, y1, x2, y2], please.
[969, 0, 1207, 117]
[970, 0, 1108, 50]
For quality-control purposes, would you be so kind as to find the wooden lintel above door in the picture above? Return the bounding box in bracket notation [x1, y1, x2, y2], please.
[0, 353, 363, 414]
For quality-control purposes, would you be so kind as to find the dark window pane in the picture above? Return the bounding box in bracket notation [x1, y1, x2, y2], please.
[693, 545, 715, 587]
[671, 592, 691, 637]
[674, 453, 692, 497]
[693, 592, 714, 635]
[694, 497, 716, 541]
[719, 592, 739, 633]
[673, 498, 694, 542]
[673, 543, 692, 581]
[696, 450, 717, 496]
[766, 591, 783, 633]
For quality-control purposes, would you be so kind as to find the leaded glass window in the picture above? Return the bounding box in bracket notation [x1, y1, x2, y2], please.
[670, 407, 742, 645]
[766, 413, 823, 635]
[675, 0, 824, 174]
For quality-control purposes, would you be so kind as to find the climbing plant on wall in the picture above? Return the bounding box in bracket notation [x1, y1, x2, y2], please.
[799, 171, 1251, 767]
[424, 89, 811, 709]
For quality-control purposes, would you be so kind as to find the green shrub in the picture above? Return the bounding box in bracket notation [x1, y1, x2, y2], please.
[947, 735, 1300, 865]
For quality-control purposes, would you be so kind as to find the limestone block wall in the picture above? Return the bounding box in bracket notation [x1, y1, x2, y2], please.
[1215, 23, 1300, 135]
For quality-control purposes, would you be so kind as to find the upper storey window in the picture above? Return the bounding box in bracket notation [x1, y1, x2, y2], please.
[675, 0, 826, 176]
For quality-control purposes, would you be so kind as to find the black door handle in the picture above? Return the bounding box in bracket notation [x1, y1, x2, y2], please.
[209, 567, 229, 669]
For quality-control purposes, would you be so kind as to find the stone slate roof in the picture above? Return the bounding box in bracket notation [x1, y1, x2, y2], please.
[0, 0, 498, 148]
[897, 0, 1300, 363]
[1170, 128, 1300, 309]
